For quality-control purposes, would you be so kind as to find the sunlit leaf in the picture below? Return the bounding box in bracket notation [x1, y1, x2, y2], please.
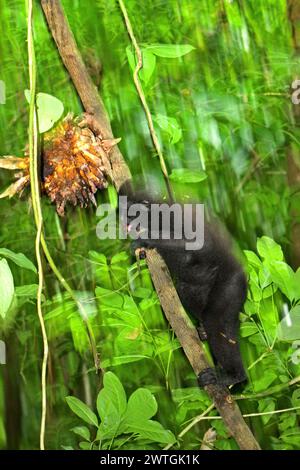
[126, 47, 156, 85]
[278, 306, 300, 342]
[0, 248, 37, 273]
[71, 426, 90, 441]
[257, 236, 283, 262]
[0, 259, 14, 318]
[169, 168, 207, 183]
[96, 372, 127, 423]
[268, 261, 298, 302]
[153, 114, 182, 143]
[125, 388, 157, 425]
[25, 90, 64, 133]
[145, 43, 195, 58]
[65, 396, 98, 427]
[126, 419, 176, 444]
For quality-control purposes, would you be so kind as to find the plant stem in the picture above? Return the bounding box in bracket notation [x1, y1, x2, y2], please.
[234, 375, 300, 401]
[165, 405, 300, 450]
[27, 0, 48, 450]
[164, 404, 215, 450]
[117, 0, 173, 200]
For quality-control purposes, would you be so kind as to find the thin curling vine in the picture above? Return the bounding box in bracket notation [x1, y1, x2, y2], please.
[26, 1, 101, 449]
[27, 0, 48, 451]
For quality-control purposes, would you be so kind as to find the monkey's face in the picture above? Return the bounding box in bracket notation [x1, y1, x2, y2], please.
[119, 194, 151, 240]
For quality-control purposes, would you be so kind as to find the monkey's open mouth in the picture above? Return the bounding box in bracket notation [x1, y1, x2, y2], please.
[126, 223, 147, 237]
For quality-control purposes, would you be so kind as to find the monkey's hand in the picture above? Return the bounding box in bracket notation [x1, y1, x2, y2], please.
[135, 247, 147, 260]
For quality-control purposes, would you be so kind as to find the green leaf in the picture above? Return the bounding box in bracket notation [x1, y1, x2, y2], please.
[145, 43, 195, 58]
[0, 259, 14, 318]
[125, 388, 158, 425]
[131, 287, 152, 299]
[79, 441, 91, 450]
[96, 372, 128, 441]
[153, 114, 182, 143]
[101, 355, 150, 368]
[96, 372, 127, 423]
[15, 284, 38, 298]
[257, 236, 283, 262]
[126, 47, 156, 85]
[88, 251, 107, 265]
[169, 168, 207, 183]
[111, 251, 130, 265]
[258, 398, 276, 425]
[65, 396, 98, 427]
[253, 371, 277, 392]
[240, 322, 259, 337]
[71, 426, 90, 441]
[24, 90, 64, 133]
[0, 248, 37, 273]
[95, 287, 125, 309]
[259, 264, 272, 289]
[269, 261, 298, 302]
[244, 250, 262, 270]
[127, 419, 175, 444]
[278, 306, 300, 341]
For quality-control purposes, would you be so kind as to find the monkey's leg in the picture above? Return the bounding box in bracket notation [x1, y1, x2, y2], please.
[202, 270, 247, 387]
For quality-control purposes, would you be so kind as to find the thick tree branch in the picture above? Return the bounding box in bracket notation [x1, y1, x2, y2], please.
[40, 0, 131, 190]
[40, 0, 260, 450]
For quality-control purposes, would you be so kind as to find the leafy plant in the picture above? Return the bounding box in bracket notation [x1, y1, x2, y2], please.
[66, 371, 175, 449]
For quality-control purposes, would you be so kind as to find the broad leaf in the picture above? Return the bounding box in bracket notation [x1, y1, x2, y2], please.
[257, 236, 283, 262]
[25, 90, 64, 133]
[244, 250, 261, 269]
[0, 248, 37, 273]
[127, 419, 175, 444]
[153, 114, 182, 143]
[125, 388, 157, 425]
[71, 426, 90, 441]
[240, 322, 259, 337]
[169, 168, 207, 183]
[126, 47, 156, 85]
[0, 259, 14, 318]
[15, 284, 38, 298]
[65, 396, 98, 427]
[278, 306, 300, 342]
[145, 43, 195, 58]
[96, 372, 127, 423]
[269, 261, 298, 302]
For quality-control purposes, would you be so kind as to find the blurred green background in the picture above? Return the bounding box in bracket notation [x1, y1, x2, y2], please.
[0, 0, 300, 450]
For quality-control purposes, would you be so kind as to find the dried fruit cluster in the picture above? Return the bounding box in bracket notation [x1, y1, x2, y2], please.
[0, 114, 119, 216]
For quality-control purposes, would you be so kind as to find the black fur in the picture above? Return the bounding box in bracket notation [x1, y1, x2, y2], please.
[119, 183, 248, 387]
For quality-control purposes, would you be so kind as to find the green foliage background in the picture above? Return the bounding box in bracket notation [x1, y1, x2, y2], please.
[0, 0, 300, 450]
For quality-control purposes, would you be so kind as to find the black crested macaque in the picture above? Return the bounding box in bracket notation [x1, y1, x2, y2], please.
[119, 182, 248, 387]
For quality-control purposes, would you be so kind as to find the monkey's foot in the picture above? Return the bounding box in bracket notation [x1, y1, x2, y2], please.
[197, 367, 218, 388]
[196, 323, 208, 342]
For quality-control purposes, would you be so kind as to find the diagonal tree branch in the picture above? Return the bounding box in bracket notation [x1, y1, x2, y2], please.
[40, 0, 260, 450]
